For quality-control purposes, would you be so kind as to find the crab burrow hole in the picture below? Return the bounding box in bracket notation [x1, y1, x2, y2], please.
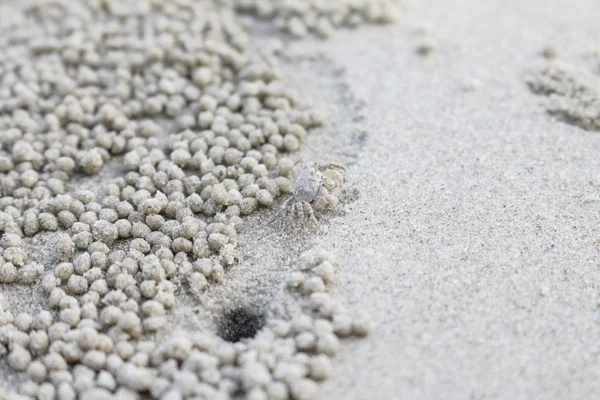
[217, 306, 266, 342]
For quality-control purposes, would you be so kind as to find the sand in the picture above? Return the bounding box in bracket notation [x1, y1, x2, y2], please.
[3, 0, 600, 399]
[284, 0, 600, 398]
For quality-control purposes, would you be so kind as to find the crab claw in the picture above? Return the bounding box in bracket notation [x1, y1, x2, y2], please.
[313, 195, 339, 211]
[323, 169, 343, 193]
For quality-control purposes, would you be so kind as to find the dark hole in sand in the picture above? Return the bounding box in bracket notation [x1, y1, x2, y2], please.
[218, 307, 265, 342]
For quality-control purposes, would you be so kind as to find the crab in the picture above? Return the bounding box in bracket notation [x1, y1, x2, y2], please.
[274, 161, 346, 225]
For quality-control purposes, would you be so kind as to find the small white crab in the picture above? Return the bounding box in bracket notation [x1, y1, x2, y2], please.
[274, 161, 345, 225]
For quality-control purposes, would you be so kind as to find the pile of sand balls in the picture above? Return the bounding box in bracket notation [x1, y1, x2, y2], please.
[233, 0, 398, 38]
[0, 0, 391, 398]
[1, 249, 371, 399]
[527, 60, 600, 131]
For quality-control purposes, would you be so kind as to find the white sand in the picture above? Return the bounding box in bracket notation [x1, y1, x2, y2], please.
[3, 0, 600, 399]
[283, 0, 600, 398]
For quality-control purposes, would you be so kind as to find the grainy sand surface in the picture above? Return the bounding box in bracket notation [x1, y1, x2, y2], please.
[283, 1, 600, 398]
[3, 0, 600, 399]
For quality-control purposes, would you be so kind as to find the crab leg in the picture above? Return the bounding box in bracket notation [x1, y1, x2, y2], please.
[270, 196, 293, 223]
[303, 203, 319, 226]
[292, 159, 305, 176]
[319, 162, 346, 172]
[297, 202, 306, 222]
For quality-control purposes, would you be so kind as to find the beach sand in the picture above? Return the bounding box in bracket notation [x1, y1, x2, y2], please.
[2, 0, 600, 399]
[284, 1, 600, 398]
